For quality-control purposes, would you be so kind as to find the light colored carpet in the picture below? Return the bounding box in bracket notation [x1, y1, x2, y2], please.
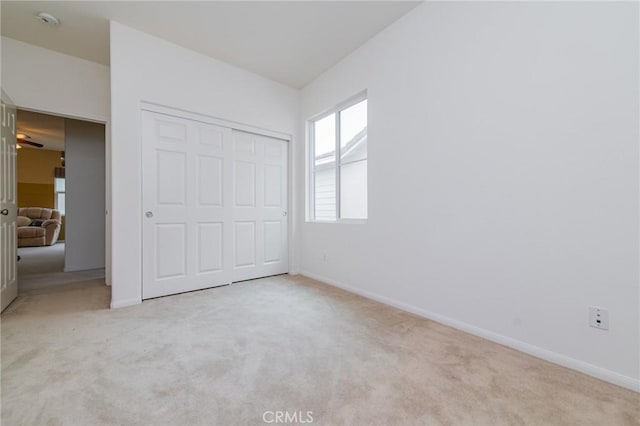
[16, 242, 105, 291]
[17, 268, 106, 292]
[1, 275, 638, 425]
[17, 243, 65, 275]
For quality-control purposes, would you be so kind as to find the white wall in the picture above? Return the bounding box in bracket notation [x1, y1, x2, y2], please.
[299, 2, 639, 390]
[65, 118, 106, 271]
[109, 22, 299, 308]
[1, 36, 112, 286]
[0, 37, 109, 123]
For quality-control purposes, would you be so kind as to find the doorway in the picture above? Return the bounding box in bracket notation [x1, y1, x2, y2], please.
[15, 109, 106, 290]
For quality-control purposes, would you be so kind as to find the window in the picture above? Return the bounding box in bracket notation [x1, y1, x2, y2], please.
[309, 95, 367, 221]
[54, 177, 65, 215]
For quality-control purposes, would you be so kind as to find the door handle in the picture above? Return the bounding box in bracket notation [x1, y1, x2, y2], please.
[282, 211, 288, 217]
[0, 209, 8, 216]
[145, 211, 154, 218]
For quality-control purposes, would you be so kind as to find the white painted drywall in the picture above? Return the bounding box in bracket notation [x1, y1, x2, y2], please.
[1, 36, 112, 286]
[0, 37, 109, 123]
[65, 118, 106, 271]
[109, 22, 299, 308]
[299, 2, 639, 390]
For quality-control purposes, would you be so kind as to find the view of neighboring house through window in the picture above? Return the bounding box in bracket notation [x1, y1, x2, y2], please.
[54, 177, 65, 215]
[310, 96, 367, 221]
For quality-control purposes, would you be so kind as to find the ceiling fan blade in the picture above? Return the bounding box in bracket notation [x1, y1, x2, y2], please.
[17, 139, 44, 148]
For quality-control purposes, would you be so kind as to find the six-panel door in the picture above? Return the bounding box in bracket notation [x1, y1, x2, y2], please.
[0, 97, 18, 312]
[142, 111, 234, 299]
[142, 111, 288, 299]
[232, 130, 288, 282]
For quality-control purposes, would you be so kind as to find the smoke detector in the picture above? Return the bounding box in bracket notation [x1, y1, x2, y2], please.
[36, 12, 60, 25]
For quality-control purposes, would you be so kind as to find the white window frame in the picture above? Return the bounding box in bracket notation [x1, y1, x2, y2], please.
[307, 91, 367, 223]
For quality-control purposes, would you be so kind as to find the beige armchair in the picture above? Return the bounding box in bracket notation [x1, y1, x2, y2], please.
[17, 208, 62, 247]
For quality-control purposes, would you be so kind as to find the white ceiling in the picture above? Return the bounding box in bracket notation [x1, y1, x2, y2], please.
[1, 1, 420, 88]
[16, 110, 66, 152]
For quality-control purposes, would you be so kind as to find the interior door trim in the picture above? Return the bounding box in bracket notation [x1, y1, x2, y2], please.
[140, 101, 292, 142]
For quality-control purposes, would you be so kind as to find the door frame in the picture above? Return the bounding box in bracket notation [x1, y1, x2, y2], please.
[139, 102, 293, 297]
[5, 105, 111, 286]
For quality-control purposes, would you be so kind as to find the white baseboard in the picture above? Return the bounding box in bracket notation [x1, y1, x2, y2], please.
[110, 298, 141, 309]
[300, 270, 640, 392]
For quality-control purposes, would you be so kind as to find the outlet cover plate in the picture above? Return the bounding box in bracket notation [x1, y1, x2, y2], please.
[589, 306, 609, 330]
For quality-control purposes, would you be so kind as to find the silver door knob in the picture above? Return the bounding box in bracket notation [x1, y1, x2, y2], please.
[145, 211, 154, 218]
[0, 209, 8, 215]
[282, 211, 288, 217]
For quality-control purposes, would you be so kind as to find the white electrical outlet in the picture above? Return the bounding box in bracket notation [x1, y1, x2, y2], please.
[589, 306, 609, 330]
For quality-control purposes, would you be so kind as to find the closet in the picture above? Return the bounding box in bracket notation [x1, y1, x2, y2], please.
[141, 109, 288, 299]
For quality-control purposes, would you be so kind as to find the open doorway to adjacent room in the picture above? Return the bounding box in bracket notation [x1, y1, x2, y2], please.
[16, 109, 105, 291]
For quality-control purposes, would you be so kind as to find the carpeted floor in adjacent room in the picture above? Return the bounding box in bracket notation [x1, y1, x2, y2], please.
[17, 242, 105, 291]
[1, 275, 638, 425]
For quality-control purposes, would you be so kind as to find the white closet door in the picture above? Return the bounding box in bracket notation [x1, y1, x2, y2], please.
[142, 111, 233, 299]
[232, 130, 288, 282]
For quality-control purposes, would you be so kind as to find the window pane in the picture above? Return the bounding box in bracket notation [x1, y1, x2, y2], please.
[314, 113, 336, 158]
[340, 100, 367, 164]
[314, 167, 336, 220]
[340, 160, 367, 219]
[54, 178, 65, 192]
[313, 113, 336, 220]
[56, 193, 66, 215]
